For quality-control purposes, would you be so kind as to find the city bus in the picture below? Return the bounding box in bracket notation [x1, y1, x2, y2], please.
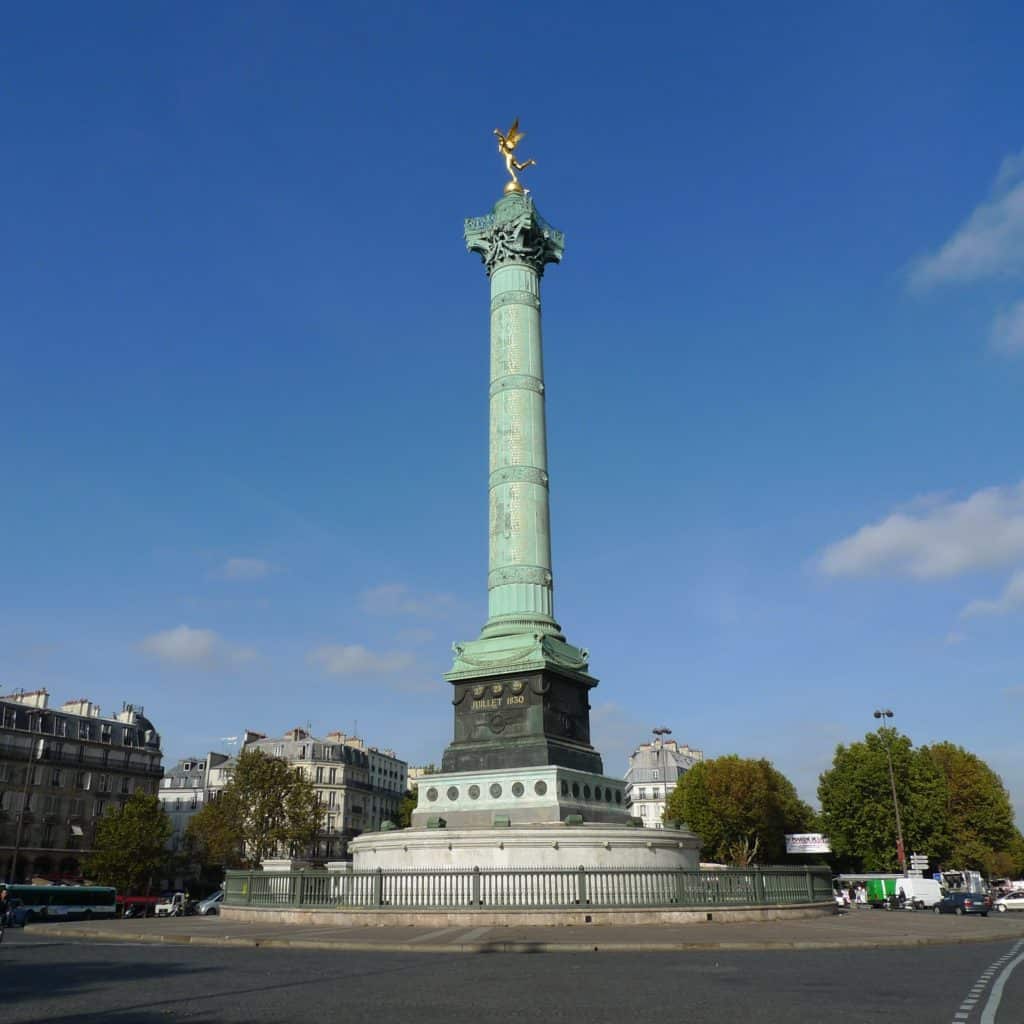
[4, 884, 117, 922]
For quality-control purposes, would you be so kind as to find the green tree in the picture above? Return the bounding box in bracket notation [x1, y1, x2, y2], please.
[186, 748, 323, 868]
[396, 788, 418, 828]
[924, 741, 1022, 873]
[663, 756, 816, 864]
[186, 789, 246, 869]
[818, 729, 949, 872]
[85, 791, 172, 894]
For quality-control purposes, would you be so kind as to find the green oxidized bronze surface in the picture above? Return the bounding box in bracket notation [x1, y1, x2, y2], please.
[440, 187, 603, 776]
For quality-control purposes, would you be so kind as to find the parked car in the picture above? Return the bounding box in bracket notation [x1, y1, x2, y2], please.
[197, 890, 224, 916]
[933, 891, 991, 916]
[995, 891, 1024, 913]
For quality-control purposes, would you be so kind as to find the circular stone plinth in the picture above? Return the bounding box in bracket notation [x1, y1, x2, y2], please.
[349, 822, 701, 871]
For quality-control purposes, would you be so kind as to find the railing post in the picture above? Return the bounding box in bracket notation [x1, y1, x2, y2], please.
[577, 865, 588, 906]
[804, 868, 814, 903]
[755, 866, 766, 904]
[245, 873, 252, 906]
[295, 872, 305, 907]
[472, 866, 482, 907]
[373, 866, 384, 907]
[674, 869, 686, 905]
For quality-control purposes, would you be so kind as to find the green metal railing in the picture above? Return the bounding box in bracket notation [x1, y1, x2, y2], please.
[224, 865, 833, 911]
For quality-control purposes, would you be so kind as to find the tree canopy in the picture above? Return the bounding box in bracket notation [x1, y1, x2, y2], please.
[923, 741, 1022, 874]
[85, 791, 172, 894]
[818, 729, 949, 872]
[663, 755, 816, 864]
[815, 728, 1024, 874]
[186, 748, 323, 868]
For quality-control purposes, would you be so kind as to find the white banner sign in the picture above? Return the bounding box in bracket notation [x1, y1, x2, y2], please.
[785, 833, 832, 854]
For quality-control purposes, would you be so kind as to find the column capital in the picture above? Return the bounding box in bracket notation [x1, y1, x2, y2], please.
[465, 193, 564, 277]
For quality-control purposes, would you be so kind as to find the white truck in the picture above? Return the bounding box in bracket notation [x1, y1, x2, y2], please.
[896, 877, 944, 909]
[154, 892, 189, 917]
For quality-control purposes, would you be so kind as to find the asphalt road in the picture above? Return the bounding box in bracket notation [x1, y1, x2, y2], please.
[3, 930, 1024, 1023]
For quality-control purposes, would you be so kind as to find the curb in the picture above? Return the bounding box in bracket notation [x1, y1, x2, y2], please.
[37, 924, 1024, 954]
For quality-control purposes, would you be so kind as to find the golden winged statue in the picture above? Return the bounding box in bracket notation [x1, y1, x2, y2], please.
[494, 118, 537, 193]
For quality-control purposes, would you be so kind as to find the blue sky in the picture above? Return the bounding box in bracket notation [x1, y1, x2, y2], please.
[2, 3, 1023, 827]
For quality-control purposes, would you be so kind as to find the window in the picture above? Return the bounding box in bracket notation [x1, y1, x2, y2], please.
[94, 798, 107, 817]
[652, 769, 660, 779]
[52, 768, 63, 787]
[638, 788, 647, 800]
[56, 718, 68, 737]
[329, 767, 337, 784]
[120, 776, 130, 794]
[328, 790, 336, 807]
[79, 721, 92, 741]
[316, 766, 324, 783]
[101, 723, 112, 743]
[77, 771, 91, 790]
[273, 744, 284, 757]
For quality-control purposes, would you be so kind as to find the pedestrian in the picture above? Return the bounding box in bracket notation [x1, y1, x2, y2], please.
[0, 886, 9, 927]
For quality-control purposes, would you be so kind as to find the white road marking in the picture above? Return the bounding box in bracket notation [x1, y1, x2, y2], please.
[456, 926, 491, 944]
[950, 940, 1023, 1023]
[980, 945, 1024, 1024]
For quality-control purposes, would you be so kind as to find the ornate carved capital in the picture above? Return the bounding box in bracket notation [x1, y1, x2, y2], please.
[465, 194, 565, 277]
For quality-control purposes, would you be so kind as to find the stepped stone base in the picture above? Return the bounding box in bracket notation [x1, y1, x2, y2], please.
[349, 821, 701, 872]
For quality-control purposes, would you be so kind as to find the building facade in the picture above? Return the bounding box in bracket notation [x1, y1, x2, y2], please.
[0, 689, 163, 882]
[624, 735, 703, 829]
[157, 752, 232, 856]
[242, 728, 407, 861]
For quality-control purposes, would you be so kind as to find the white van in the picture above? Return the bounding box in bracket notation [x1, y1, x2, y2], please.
[896, 877, 944, 909]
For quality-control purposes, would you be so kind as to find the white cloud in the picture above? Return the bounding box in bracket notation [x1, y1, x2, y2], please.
[991, 300, 1024, 354]
[307, 644, 415, 676]
[359, 583, 455, 618]
[909, 150, 1024, 290]
[140, 625, 256, 668]
[216, 557, 273, 580]
[961, 568, 1024, 619]
[818, 482, 1024, 579]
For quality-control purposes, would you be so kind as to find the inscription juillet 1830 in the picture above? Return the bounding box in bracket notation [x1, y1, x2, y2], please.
[472, 694, 527, 711]
[468, 678, 528, 712]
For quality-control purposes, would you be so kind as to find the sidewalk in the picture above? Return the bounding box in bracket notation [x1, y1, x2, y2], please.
[38, 908, 1024, 953]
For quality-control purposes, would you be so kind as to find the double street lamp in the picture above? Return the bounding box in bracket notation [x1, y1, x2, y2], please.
[873, 708, 906, 872]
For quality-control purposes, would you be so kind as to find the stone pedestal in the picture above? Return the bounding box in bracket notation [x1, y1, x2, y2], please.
[411, 764, 629, 829]
[261, 858, 312, 872]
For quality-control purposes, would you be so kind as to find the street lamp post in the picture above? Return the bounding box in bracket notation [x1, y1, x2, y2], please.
[873, 709, 906, 872]
[8, 714, 45, 883]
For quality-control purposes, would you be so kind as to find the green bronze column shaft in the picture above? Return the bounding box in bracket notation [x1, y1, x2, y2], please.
[466, 193, 565, 640]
